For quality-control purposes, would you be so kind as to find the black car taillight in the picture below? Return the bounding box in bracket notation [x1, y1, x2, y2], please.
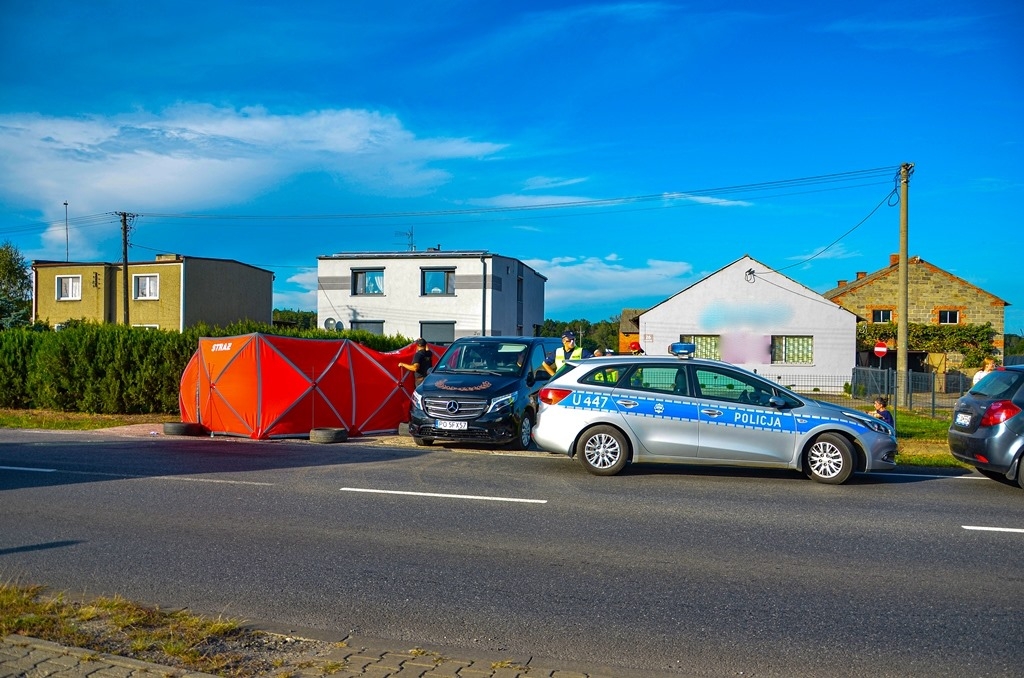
[980, 400, 1022, 427]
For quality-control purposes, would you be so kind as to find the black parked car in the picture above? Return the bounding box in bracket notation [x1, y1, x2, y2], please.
[948, 365, 1024, 488]
[408, 336, 562, 449]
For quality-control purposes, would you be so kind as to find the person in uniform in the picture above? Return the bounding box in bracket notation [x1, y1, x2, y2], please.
[543, 330, 591, 375]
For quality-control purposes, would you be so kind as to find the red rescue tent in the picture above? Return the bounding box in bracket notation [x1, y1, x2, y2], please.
[178, 333, 439, 439]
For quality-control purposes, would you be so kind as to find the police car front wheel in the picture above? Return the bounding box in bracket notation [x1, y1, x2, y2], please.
[805, 433, 855, 485]
[577, 425, 628, 476]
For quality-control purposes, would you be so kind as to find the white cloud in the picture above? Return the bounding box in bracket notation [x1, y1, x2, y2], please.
[786, 242, 860, 262]
[0, 105, 507, 259]
[523, 175, 587, 191]
[272, 267, 319, 311]
[469, 193, 594, 208]
[662, 192, 753, 207]
[524, 255, 693, 311]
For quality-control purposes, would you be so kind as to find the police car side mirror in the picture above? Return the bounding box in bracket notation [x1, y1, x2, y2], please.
[767, 396, 788, 409]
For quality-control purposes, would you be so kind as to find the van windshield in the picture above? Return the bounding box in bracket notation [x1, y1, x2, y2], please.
[434, 341, 530, 375]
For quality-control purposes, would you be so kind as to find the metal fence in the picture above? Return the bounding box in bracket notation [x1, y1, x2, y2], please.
[758, 366, 970, 418]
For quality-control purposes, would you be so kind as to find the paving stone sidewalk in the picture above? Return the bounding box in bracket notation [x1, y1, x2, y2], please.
[1, 634, 656, 678]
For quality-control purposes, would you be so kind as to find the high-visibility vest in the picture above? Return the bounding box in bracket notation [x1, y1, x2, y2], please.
[554, 346, 583, 369]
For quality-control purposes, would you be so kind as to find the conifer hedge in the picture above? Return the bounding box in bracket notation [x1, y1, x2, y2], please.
[0, 321, 411, 414]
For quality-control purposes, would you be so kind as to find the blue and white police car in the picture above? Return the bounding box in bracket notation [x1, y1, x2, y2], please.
[532, 343, 897, 484]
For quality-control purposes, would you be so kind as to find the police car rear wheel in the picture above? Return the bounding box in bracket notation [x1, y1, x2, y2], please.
[806, 433, 854, 485]
[578, 425, 627, 476]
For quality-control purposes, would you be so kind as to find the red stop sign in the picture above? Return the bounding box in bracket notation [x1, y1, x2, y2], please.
[873, 341, 888, 358]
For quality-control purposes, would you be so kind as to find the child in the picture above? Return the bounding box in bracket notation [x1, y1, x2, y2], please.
[871, 397, 894, 426]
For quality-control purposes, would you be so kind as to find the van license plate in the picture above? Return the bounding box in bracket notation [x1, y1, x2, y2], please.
[955, 412, 971, 427]
[436, 419, 467, 430]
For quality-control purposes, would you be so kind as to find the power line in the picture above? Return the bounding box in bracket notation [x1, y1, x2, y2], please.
[749, 169, 902, 275]
[134, 166, 900, 221]
[0, 166, 900, 239]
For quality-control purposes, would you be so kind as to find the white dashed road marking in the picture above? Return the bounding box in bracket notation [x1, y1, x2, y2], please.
[341, 487, 546, 503]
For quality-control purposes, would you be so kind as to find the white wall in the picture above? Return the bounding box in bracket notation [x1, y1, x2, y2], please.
[640, 256, 856, 380]
[317, 252, 545, 340]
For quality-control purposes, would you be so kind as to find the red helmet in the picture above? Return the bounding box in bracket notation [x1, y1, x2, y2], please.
[629, 341, 642, 352]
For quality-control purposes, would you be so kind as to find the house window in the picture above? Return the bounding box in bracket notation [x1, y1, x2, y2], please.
[681, 335, 720, 360]
[938, 310, 959, 324]
[871, 309, 892, 323]
[771, 336, 813, 364]
[350, 320, 384, 335]
[352, 269, 384, 296]
[56, 275, 81, 301]
[420, 321, 455, 345]
[422, 269, 455, 296]
[133, 274, 159, 300]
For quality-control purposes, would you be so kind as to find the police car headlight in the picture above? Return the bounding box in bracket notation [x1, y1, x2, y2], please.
[487, 393, 517, 413]
[847, 412, 892, 436]
[864, 418, 895, 436]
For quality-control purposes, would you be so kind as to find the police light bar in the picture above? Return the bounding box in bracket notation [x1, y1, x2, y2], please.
[668, 342, 696, 359]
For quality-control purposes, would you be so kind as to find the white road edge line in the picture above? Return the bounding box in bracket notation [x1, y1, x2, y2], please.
[962, 525, 1024, 534]
[341, 487, 547, 504]
[1, 466, 273, 486]
[897, 473, 985, 480]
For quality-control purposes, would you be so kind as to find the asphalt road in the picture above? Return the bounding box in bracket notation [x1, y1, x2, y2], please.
[1, 428, 1022, 677]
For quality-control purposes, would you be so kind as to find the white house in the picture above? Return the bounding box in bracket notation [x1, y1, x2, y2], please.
[317, 249, 546, 343]
[639, 255, 857, 385]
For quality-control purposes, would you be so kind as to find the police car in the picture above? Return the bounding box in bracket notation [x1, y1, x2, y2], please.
[532, 343, 897, 484]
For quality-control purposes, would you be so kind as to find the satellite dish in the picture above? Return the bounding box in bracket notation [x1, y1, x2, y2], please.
[324, 318, 336, 330]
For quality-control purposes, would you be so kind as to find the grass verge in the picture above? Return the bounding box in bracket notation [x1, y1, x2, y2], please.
[0, 582, 347, 677]
[1, 582, 247, 675]
[0, 409, 179, 431]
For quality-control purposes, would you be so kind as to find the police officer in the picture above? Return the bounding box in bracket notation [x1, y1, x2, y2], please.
[592, 348, 619, 384]
[543, 330, 591, 376]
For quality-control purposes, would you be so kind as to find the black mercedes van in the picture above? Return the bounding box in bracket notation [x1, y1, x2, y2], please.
[408, 336, 562, 449]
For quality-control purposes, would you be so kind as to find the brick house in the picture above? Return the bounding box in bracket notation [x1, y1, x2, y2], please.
[618, 307, 645, 354]
[823, 254, 1009, 370]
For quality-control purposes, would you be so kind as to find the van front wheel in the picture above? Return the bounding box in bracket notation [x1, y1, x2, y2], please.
[509, 412, 534, 450]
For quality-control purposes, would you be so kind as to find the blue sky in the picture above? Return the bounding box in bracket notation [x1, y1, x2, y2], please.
[1, 1, 1021, 333]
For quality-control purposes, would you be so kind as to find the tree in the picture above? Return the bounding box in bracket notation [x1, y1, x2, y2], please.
[1006, 334, 1024, 356]
[0, 241, 31, 329]
[273, 308, 318, 330]
[540, 315, 620, 352]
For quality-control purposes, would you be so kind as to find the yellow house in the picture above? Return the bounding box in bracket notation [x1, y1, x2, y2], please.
[32, 254, 274, 331]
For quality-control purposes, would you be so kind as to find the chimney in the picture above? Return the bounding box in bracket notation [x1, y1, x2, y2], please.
[889, 254, 898, 266]
[856, 271, 866, 280]
[837, 280, 847, 287]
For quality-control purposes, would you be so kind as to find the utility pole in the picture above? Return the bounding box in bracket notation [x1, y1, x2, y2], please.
[897, 163, 914, 407]
[119, 212, 136, 326]
[63, 201, 69, 262]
